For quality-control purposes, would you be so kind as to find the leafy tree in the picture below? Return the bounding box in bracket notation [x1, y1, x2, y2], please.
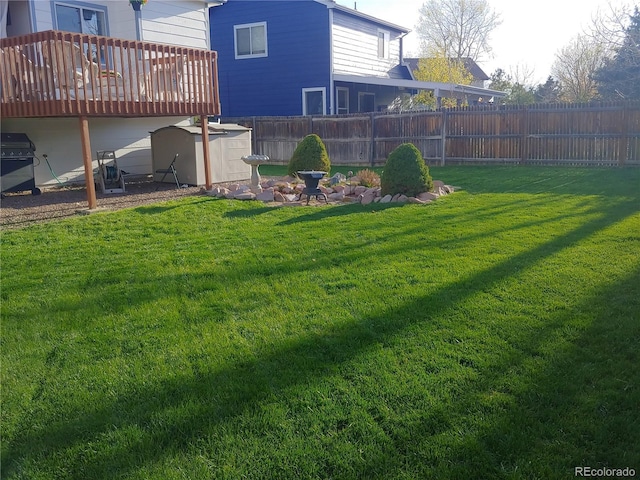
[413, 54, 473, 108]
[487, 68, 512, 93]
[551, 34, 605, 102]
[487, 68, 536, 104]
[416, 0, 501, 61]
[594, 7, 640, 100]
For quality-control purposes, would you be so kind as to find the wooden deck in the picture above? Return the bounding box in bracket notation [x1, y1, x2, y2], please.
[1, 30, 220, 118]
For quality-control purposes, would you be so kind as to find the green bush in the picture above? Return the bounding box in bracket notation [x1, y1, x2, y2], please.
[380, 143, 432, 197]
[287, 134, 331, 177]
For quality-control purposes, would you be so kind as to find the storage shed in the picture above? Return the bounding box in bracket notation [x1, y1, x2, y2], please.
[151, 123, 252, 186]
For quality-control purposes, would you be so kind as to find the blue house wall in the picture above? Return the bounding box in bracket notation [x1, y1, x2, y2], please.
[210, 1, 331, 117]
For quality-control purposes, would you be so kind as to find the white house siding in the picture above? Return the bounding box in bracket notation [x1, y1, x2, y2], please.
[1, 117, 191, 187]
[31, 0, 208, 46]
[331, 12, 401, 78]
[139, 0, 209, 48]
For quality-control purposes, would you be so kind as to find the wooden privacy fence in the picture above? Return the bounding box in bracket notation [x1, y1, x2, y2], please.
[226, 102, 640, 167]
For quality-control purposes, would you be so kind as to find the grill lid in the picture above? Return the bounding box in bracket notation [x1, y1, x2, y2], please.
[1, 133, 36, 158]
[1, 133, 35, 150]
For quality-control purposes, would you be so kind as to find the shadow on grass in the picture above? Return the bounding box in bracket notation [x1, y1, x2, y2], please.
[277, 202, 404, 225]
[3, 195, 638, 479]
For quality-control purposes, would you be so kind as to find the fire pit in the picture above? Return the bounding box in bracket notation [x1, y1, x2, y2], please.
[297, 170, 328, 205]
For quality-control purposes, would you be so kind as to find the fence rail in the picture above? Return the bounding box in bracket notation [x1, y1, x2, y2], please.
[227, 102, 640, 167]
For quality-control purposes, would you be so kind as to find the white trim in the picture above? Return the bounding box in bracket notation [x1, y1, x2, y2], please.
[234, 21, 268, 59]
[53, 1, 108, 36]
[302, 87, 327, 116]
[377, 29, 390, 59]
[336, 86, 349, 114]
[329, 8, 334, 114]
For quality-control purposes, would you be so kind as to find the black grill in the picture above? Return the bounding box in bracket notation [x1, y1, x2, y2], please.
[1, 133, 40, 195]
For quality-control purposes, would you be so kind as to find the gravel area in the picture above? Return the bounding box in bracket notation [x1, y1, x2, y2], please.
[0, 176, 245, 230]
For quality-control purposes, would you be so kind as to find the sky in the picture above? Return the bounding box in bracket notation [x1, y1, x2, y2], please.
[335, 0, 630, 84]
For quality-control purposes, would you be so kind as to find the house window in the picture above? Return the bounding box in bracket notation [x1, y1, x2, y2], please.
[54, 3, 106, 36]
[337, 87, 349, 115]
[303, 88, 326, 116]
[377, 29, 389, 59]
[358, 92, 375, 113]
[234, 22, 267, 59]
[54, 2, 107, 62]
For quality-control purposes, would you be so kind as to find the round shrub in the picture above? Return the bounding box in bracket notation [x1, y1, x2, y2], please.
[380, 143, 433, 197]
[287, 134, 331, 177]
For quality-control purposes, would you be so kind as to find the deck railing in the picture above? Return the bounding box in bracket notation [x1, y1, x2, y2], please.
[1, 30, 220, 117]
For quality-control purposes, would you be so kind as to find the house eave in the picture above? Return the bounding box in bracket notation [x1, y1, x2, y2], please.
[317, 1, 410, 33]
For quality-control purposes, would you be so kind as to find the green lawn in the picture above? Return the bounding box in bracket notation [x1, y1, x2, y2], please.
[2, 166, 639, 479]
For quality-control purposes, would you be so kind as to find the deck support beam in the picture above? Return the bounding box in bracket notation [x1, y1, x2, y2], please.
[79, 115, 97, 209]
[201, 116, 212, 190]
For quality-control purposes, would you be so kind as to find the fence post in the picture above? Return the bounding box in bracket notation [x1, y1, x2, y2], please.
[440, 109, 447, 166]
[521, 105, 529, 165]
[370, 111, 376, 167]
[621, 103, 629, 167]
[252, 116, 257, 154]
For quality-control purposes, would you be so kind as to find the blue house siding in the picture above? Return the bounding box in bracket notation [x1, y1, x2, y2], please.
[210, 1, 331, 117]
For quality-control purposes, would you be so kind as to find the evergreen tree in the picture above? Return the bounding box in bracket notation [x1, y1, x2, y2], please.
[594, 7, 640, 100]
[534, 76, 563, 103]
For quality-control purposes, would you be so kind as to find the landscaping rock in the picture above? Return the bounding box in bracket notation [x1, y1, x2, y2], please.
[329, 172, 346, 185]
[256, 188, 275, 202]
[418, 192, 438, 201]
[407, 197, 428, 204]
[274, 191, 286, 202]
[380, 194, 393, 203]
[234, 192, 256, 200]
[397, 194, 409, 203]
[354, 186, 367, 196]
[361, 194, 374, 205]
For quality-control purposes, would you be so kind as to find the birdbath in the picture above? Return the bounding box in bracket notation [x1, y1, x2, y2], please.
[297, 170, 328, 204]
[242, 155, 270, 187]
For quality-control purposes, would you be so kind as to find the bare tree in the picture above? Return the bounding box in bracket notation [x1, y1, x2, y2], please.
[586, 1, 635, 55]
[551, 34, 606, 102]
[416, 0, 502, 61]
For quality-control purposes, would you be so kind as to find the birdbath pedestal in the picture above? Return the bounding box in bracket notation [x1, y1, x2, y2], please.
[242, 155, 270, 187]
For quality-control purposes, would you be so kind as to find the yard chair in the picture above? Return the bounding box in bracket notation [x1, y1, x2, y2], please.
[41, 40, 99, 99]
[155, 153, 181, 190]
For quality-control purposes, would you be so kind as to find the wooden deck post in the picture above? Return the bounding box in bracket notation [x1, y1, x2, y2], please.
[201, 116, 212, 190]
[79, 115, 97, 209]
